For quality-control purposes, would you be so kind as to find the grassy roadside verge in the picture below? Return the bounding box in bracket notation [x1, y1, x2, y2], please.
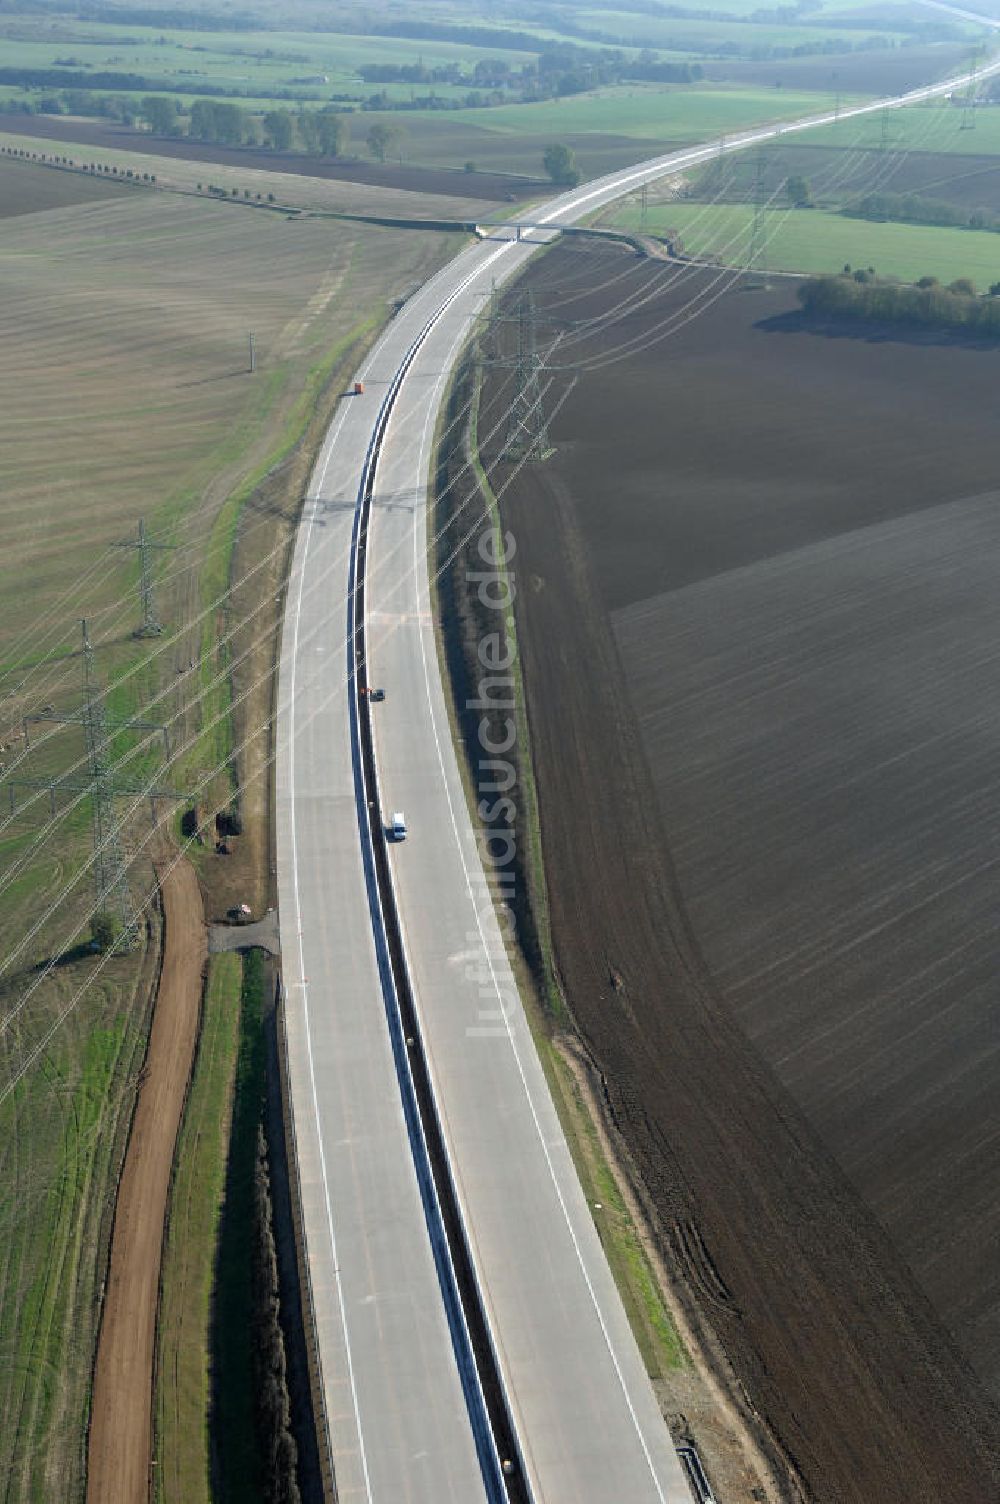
[154, 949, 297, 1504]
[154, 951, 242, 1504]
[211, 949, 268, 1503]
[430, 351, 685, 1382]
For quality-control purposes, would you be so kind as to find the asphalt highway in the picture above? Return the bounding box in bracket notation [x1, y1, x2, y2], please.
[275, 48, 1000, 1504]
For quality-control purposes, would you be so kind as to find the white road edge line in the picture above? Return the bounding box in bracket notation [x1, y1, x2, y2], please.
[406, 328, 672, 1503]
[289, 401, 375, 1503]
[289, 37, 1000, 1498]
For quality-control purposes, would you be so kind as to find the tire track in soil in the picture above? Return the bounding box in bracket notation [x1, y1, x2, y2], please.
[86, 859, 206, 1504]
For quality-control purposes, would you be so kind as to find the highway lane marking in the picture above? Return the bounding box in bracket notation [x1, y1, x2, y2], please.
[388, 299, 679, 1502]
[287, 399, 375, 1503]
[283, 49, 1000, 1499]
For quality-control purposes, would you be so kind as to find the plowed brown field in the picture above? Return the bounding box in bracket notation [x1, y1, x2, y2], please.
[86, 860, 206, 1504]
[481, 244, 1000, 1501]
[0, 114, 543, 203]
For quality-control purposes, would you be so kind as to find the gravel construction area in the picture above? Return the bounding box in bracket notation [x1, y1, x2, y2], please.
[481, 243, 1000, 1501]
[86, 860, 206, 1504]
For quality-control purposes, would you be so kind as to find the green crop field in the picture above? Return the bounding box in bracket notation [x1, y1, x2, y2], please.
[607, 197, 1000, 285]
[444, 83, 856, 143]
[571, 7, 929, 52]
[0, 945, 156, 1504]
[801, 99, 1000, 157]
[0, 160, 462, 1500]
[0, 20, 539, 102]
[0, 0, 951, 168]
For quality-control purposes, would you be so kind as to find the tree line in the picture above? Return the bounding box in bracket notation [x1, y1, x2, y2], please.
[1, 35, 706, 127]
[844, 190, 1000, 236]
[185, 99, 346, 154]
[798, 272, 1000, 333]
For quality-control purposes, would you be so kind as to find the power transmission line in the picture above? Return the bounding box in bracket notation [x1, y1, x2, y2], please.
[114, 517, 173, 637]
[961, 49, 980, 131]
[4, 620, 180, 949]
[479, 289, 562, 462]
[746, 148, 769, 287]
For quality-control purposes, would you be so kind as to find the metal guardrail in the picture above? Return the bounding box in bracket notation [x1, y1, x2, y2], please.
[347, 306, 530, 1502]
[676, 1443, 717, 1503]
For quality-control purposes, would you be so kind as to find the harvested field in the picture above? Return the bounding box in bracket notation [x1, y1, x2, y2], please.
[0, 114, 545, 204]
[0, 126, 501, 222]
[0, 155, 127, 217]
[86, 858, 205, 1504]
[482, 242, 1000, 1500]
[0, 192, 457, 687]
[0, 110, 661, 190]
[0, 182, 460, 1499]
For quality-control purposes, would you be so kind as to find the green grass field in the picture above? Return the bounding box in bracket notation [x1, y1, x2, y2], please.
[448, 83, 854, 142]
[608, 197, 1000, 284]
[0, 0, 965, 106]
[0, 942, 155, 1504]
[211, 948, 268, 1503]
[572, 7, 932, 52]
[802, 99, 1000, 156]
[154, 951, 242, 1504]
[0, 17, 538, 100]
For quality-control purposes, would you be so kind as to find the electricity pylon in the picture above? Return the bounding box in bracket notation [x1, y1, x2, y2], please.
[7, 620, 181, 949]
[479, 279, 503, 365]
[500, 291, 554, 462]
[746, 149, 769, 287]
[961, 49, 980, 131]
[115, 517, 173, 637]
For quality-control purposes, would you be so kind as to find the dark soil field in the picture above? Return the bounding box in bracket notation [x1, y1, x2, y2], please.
[0, 111, 662, 193]
[482, 243, 1000, 1500]
[0, 153, 128, 216]
[0, 114, 551, 202]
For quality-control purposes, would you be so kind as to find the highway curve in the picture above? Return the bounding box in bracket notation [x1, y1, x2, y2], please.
[275, 42, 1000, 1504]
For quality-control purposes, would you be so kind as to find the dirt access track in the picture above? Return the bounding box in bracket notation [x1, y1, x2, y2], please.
[87, 860, 206, 1504]
[481, 245, 1000, 1502]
